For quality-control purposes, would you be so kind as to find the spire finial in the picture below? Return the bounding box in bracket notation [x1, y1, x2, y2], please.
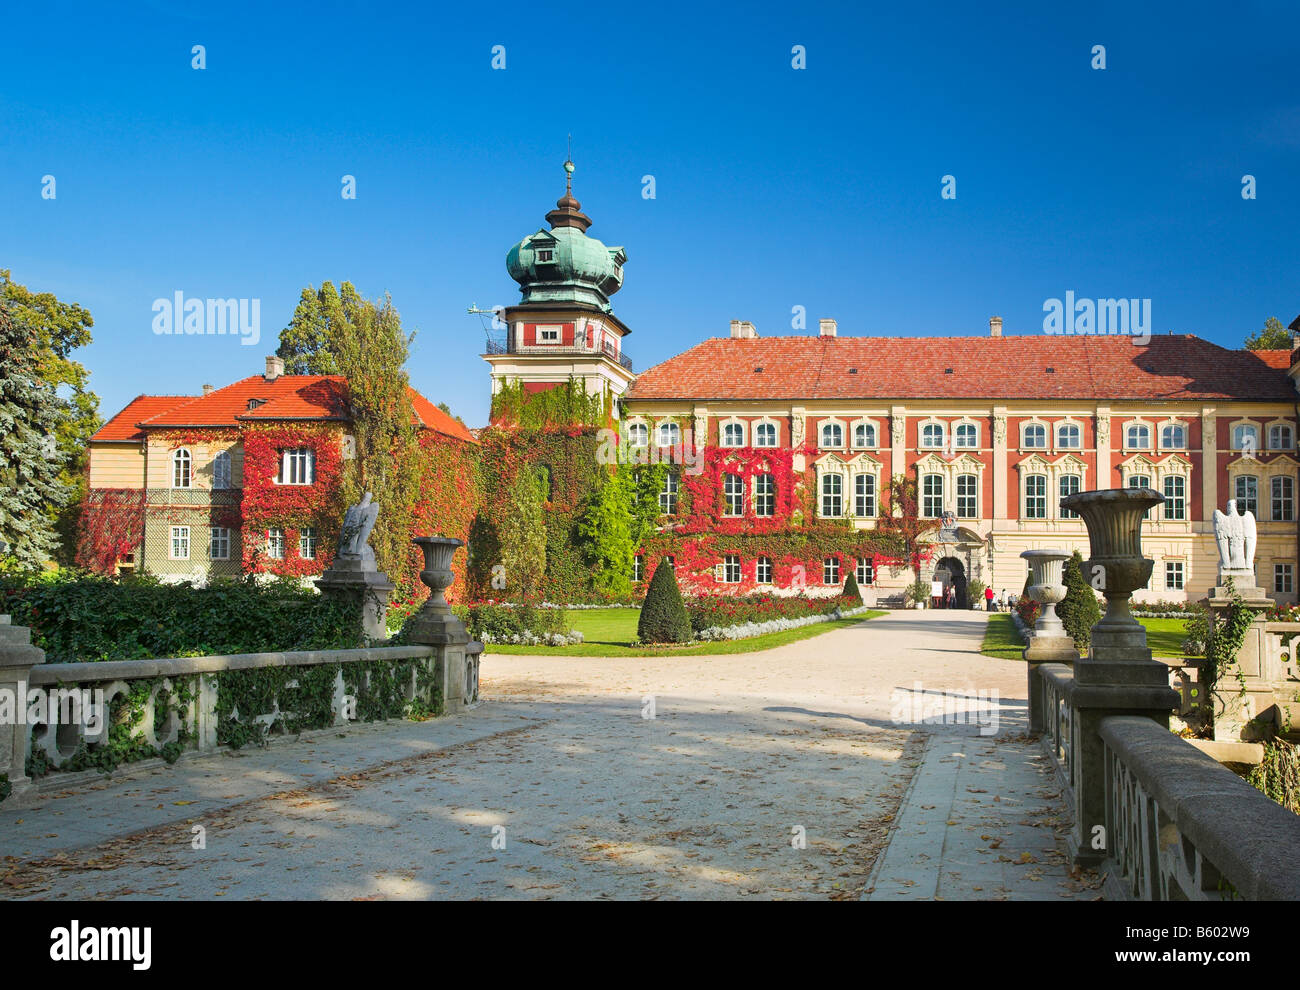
[564, 134, 575, 197]
[546, 137, 592, 232]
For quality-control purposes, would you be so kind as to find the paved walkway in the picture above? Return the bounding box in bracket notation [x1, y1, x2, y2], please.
[0, 610, 1098, 900]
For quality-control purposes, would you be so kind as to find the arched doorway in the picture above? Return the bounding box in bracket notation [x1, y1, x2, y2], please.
[934, 556, 968, 608]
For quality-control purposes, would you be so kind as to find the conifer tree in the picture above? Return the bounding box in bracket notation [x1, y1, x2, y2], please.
[843, 569, 861, 603]
[0, 301, 69, 569]
[638, 558, 692, 643]
[1058, 549, 1102, 651]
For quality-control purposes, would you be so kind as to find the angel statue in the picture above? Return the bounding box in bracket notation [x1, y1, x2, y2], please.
[1212, 498, 1257, 578]
[339, 491, 380, 567]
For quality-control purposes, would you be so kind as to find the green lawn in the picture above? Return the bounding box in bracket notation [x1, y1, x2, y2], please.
[482, 606, 886, 657]
[980, 613, 1026, 660]
[979, 612, 1195, 660]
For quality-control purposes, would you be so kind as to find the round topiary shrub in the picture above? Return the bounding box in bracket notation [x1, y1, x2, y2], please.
[638, 559, 692, 644]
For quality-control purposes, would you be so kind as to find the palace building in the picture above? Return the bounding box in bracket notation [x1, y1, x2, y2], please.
[486, 163, 1300, 606]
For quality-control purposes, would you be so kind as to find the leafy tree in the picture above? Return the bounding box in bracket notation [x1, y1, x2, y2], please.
[0, 270, 101, 564]
[879, 474, 928, 582]
[637, 558, 691, 643]
[436, 401, 467, 428]
[0, 300, 70, 569]
[1245, 316, 1291, 351]
[329, 290, 422, 591]
[577, 464, 665, 597]
[843, 570, 860, 602]
[1058, 549, 1102, 651]
[275, 280, 368, 375]
[499, 469, 547, 601]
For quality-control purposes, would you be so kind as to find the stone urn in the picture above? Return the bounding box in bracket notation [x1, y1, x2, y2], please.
[1020, 549, 1070, 639]
[413, 535, 462, 616]
[1060, 487, 1165, 670]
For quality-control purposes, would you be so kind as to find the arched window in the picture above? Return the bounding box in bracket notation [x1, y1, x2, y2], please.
[854, 474, 876, 517]
[1023, 424, 1047, 449]
[820, 422, 844, 448]
[921, 423, 945, 449]
[657, 422, 680, 447]
[1233, 424, 1258, 452]
[723, 473, 744, 516]
[1023, 475, 1047, 518]
[956, 474, 977, 518]
[1163, 475, 1186, 520]
[755, 422, 777, 447]
[212, 450, 231, 490]
[1236, 475, 1259, 517]
[627, 422, 648, 447]
[1126, 424, 1151, 450]
[172, 448, 192, 489]
[659, 473, 678, 515]
[955, 423, 978, 448]
[721, 422, 745, 447]
[853, 423, 876, 448]
[1056, 424, 1081, 449]
[1161, 424, 1187, 449]
[820, 474, 843, 516]
[1269, 424, 1294, 451]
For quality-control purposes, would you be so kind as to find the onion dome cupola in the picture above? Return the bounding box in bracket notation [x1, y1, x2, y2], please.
[506, 160, 626, 314]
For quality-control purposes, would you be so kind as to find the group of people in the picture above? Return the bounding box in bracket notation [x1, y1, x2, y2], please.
[982, 586, 1018, 612]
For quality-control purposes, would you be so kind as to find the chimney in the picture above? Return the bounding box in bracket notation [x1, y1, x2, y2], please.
[819, 318, 837, 338]
[264, 355, 285, 380]
[729, 320, 758, 339]
[989, 316, 1003, 338]
[201, 384, 214, 396]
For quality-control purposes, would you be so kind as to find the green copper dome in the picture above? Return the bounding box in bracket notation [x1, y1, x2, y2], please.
[507, 161, 626, 313]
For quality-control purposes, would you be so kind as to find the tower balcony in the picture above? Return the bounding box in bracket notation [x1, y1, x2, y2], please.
[484, 328, 633, 373]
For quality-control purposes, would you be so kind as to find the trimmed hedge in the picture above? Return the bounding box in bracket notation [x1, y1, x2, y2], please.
[638, 560, 692, 644]
[843, 572, 860, 602]
[452, 602, 569, 642]
[0, 572, 364, 663]
[685, 592, 859, 634]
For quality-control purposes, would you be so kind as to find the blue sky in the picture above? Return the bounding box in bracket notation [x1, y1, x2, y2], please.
[2, 0, 1297, 427]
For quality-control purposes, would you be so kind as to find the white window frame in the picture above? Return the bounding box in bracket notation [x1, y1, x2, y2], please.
[1020, 419, 1050, 450]
[266, 527, 286, 560]
[299, 526, 318, 560]
[919, 420, 946, 450]
[170, 525, 190, 560]
[1276, 563, 1294, 595]
[820, 473, 843, 517]
[850, 417, 880, 450]
[1125, 421, 1153, 451]
[1231, 421, 1259, 454]
[754, 420, 778, 448]
[172, 448, 192, 489]
[209, 526, 230, 561]
[754, 472, 775, 517]
[626, 420, 649, 448]
[536, 324, 562, 343]
[1165, 560, 1185, 591]
[657, 421, 681, 447]
[921, 473, 944, 518]
[823, 556, 840, 585]
[278, 448, 314, 486]
[819, 419, 845, 449]
[723, 472, 744, 516]
[1272, 475, 1295, 522]
[955, 472, 977, 519]
[720, 419, 746, 448]
[1023, 474, 1048, 519]
[659, 472, 678, 515]
[1234, 473, 1260, 517]
[953, 421, 979, 449]
[854, 473, 876, 518]
[1158, 420, 1188, 451]
[756, 556, 773, 584]
[856, 558, 873, 586]
[212, 449, 232, 490]
[722, 553, 741, 584]
[1268, 422, 1294, 451]
[1056, 422, 1082, 450]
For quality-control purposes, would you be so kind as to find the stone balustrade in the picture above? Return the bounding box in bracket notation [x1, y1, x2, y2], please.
[1030, 487, 1300, 899]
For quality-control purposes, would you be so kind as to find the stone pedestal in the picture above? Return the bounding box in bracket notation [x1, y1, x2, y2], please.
[0, 616, 45, 805]
[406, 536, 483, 715]
[1059, 488, 1180, 866]
[1207, 588, 1276, 742]
[1021, 549, 1080, 733]
[316, 555, 395, 641]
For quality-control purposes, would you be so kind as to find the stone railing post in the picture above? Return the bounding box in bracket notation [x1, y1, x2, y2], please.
[1021, 549, 1080, 733]
[1059, 488, 1179, 866]
[405, 536, 483, 714]
[316, 559, 395, 642]
[0, 615, 46, 805]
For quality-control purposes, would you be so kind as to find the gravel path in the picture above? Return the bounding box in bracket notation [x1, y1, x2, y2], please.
[2, 610, 1047, 900]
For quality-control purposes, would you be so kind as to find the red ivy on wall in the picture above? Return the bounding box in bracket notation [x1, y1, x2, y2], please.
[76, 488, 146, 574]
[239, 424, 345, 577]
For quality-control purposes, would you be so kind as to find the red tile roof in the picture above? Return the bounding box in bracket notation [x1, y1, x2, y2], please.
[625, 335, 1298, 402]
[105, 375, 476, 443]
[91, 395, 198, 442]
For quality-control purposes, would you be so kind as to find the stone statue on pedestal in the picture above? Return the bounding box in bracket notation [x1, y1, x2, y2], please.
[1213, 498, 1256, 579]
[339, 491, 380, 568]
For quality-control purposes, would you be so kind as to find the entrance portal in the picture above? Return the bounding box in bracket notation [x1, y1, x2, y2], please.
[935, 556, 968, 608]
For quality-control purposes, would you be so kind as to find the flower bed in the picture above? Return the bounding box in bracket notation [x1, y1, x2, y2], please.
[451, 601, 582, 646]
[685, 593, 859, 634]
[695, 605, 872, 641]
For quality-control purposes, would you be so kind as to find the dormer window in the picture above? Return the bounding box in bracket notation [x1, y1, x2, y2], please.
[537, 249, 554, 262]
[247, 398, 266, 410]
